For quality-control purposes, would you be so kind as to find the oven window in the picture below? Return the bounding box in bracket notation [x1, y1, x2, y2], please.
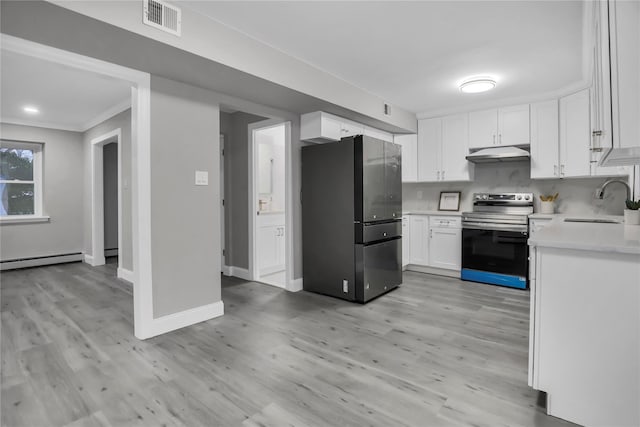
[462, 229, 528, 277]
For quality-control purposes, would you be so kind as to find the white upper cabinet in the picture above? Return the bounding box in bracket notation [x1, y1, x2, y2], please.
[499, 104, 531, 146]
[300, 111, 392, 144]
[468, 109, 498, 149]
[469, 104, 530, 148]
[417, 118, 441, 182]
[559, 89, 591, 178]
[394, 134, 418, 182]
[417, 115, 473, 182]
[608, 0, 640, 151]
[364, 127, 393, 142]
[441, 114, 472, 182]
[530, 100, 559, 179]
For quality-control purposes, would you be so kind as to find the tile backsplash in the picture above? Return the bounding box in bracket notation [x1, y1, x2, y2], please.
[403, 162, 633, 215]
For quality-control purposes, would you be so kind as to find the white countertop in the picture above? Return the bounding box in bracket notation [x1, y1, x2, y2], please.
[403, 211, 462, 216]
[528, 216, 640, 255]
[528, 213, 558, 220]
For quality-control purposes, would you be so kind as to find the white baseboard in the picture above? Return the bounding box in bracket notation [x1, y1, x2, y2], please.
[222, 265, 252, 281]
[0, 253, 83, 271]
[405, 264, 461, 279]
[117, 267, 134, 284]
[83, 253, 106, 266]
[104, 248, 119, 257]
[287, 277, 303, 292]
[137, 300, 224, 340]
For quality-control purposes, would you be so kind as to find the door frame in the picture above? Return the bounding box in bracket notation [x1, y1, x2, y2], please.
[89, 128, 122, 268]
[220, 134, 226, 269]
[1, 34, 155, 339]
[248, 119, 294, 290]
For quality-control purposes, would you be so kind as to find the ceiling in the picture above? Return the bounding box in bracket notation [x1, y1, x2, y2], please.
[1, 50, 132, 132]
[184, 1, 586, 116]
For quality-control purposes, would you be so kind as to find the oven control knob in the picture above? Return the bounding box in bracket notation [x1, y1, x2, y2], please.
[475, 195, 481, 200]
[525, 195, 531, 200]
[482, 195, 488, 200]
[517, 195, 522, 200]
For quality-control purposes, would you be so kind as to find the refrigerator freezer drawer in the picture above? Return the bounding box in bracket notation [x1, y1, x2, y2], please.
[355, 220, 402, 244]
[355, 238, 402, 302]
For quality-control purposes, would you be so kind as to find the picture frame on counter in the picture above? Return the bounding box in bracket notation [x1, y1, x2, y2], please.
[438, 191, 461, 211]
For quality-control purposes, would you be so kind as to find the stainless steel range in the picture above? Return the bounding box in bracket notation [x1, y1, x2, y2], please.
[461, 192, 533, 289]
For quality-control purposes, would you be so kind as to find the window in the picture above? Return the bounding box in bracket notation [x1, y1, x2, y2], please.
[0, 140, 43, 218]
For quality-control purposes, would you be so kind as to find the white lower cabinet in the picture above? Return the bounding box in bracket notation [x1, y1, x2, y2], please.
[402, 216, 410, 267]
[406, 214, 461, 272]
[428, 216, 462, 270]
[408, 215, 429, 265]
[257, 214, 285, 276]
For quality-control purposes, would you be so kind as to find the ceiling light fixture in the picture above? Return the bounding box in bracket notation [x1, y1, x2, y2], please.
[23, 106, 40, 114]
[459, 78, 496, 94]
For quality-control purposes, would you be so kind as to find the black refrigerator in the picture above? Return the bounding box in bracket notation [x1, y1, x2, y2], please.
[301, 135, 402, 303]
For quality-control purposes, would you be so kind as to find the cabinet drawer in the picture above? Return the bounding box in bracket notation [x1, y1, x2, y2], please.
[356, 221, 402, 244]
[430, 216, 461, 228]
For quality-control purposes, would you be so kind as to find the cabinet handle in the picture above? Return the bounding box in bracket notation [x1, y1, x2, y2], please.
[442, 170, 445, 180]
[554, 165, 558, 176]
[498, 134, 502, 144]
[430, 229, 433, 238]
[493, 134, 496, 145]
[561, 165, 565, 176]
[437, 171, 440, 180]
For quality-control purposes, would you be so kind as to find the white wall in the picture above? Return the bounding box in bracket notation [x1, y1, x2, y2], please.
[0, 123, 84, 260]
[403, 162, 630, 215]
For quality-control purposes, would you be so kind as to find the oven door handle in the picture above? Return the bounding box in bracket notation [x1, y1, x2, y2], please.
[462, 223, 528, 233]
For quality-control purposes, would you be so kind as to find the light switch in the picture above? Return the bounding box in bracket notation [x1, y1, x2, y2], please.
[195, 170, 209, 186]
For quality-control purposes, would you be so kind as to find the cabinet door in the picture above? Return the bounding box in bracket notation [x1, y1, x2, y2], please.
[428, 227, 462, 270]
[341, 121, 365, 138]
[468, 108, 498, 149]
[559, 89, 591, 178]
[417, 118, 441, 182]
[609, 0, 640, 150]
[530, 100, 559, 179]
[364, 127, 393, 142]
[409, 216, 428, 265]
[498, 104, 530, 146]
[258, 225, 279, 274]
[402, 217, 410, 267]
[441, 114, 473, 182]
[394, 134, 418, 182]
[276, 225, 286, 270]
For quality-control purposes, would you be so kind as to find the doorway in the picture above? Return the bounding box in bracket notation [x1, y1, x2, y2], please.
[103, 141, 119, 269]
[249, 120, 292, 289]
[89, 129, 122, 269]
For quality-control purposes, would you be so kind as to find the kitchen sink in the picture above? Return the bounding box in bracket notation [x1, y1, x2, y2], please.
[564, 218, 622, 224]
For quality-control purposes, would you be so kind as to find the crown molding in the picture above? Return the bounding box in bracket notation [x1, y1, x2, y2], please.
[82, 98, 131, 132]
[0, 118, 83, 133]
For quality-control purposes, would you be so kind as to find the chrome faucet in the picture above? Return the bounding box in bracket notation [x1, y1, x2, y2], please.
[595, 179, 631, 200]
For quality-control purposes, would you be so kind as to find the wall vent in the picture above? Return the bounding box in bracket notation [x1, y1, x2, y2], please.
[384, 103, 392, 116]
[143, 0, 182, 36]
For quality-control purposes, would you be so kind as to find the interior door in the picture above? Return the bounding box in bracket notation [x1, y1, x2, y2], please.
[384, 142, 402, 220]
[361, 137, 386, 222]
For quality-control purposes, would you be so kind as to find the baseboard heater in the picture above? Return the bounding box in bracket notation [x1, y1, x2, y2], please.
[0, 252, 84, 271]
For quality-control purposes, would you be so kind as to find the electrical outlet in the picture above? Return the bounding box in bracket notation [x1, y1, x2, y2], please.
[342, 280, 348, 293]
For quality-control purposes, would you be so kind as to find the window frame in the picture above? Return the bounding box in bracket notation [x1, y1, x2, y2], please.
[0, 139, 47, 223]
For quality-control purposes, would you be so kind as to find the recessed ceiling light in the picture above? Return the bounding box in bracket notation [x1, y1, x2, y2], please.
[459, 78, 496, 94]
[23, 106, 40, 114]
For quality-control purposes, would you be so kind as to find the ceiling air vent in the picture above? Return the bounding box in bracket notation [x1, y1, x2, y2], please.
[143, 0, 182, 36]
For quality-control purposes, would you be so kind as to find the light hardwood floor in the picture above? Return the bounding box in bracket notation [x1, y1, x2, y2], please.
[1, 261, 576, 427]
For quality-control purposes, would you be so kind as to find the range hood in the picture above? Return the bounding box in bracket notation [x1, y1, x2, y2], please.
[466, 146, 530, 163]
[598, 146, 640, 167]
